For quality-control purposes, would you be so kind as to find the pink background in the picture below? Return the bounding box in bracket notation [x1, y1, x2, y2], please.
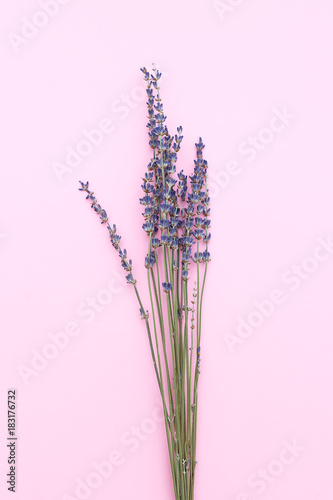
[1, 1, 333, 499]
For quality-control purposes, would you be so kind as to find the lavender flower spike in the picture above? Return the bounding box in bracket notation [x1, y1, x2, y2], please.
[78, 181, 137, 286]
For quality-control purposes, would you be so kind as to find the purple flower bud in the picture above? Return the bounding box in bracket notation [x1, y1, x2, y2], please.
[194, 217, 204, 228]
[203, 250, 211, 262]
[185, 218, 194, 230]
[152, 238, 160, 249]
[181, 270, 189, 281]
[171, 237, 179, 250]
[142, 221, 155, 234]
[193, 229, 204, 240]
[203, 233, 211, 244]
[182, 249, 192, 263]
[161, 235, 171, 246]
[139, 307, 149, 320]
[126, 273, 136, 285]
[79, 180, 89, 191]
[139, 195, 153, 206]
[162, 282, 173, 293]
[192, 251, 203, 263]
[159, 219, 171, 230]
[145, 254, 155, 268]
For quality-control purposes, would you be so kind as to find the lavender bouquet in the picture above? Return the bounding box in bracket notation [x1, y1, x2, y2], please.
[79, 65, 211, 500]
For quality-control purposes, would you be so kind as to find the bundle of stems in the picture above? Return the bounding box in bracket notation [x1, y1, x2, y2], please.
[78, 65, 210, 500]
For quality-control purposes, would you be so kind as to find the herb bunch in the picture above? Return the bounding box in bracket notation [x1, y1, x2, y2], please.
[79, 65, 210, 500]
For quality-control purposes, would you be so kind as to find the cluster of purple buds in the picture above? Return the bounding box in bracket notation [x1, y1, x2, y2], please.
[145, 253, 155, 269]
[139, 308, 149, 320]
[139, 66, 211, 278]
[162, 282, 173, 293]
[192, 250, 211, 263]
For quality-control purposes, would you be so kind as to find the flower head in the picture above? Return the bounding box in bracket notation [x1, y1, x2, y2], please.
[79, 181, 89, 192]
[192, 251, 203, 263]
[152, 238, 160, 249]
[203, 250, 211, 262]
[142, 221, 155, 234]
[181, 269, 189, 281]
[139, 308, 149, 320]
[145, 254, 155, 269]
[193, 229, 204, 240]
[126, 273, 136, 285]
[162, 282, 173, 293]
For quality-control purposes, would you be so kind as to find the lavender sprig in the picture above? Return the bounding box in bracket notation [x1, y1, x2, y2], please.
[78, 181, 137, 285]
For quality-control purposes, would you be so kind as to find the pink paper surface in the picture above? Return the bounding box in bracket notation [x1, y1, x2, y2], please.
[1, 1, 333, 499]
